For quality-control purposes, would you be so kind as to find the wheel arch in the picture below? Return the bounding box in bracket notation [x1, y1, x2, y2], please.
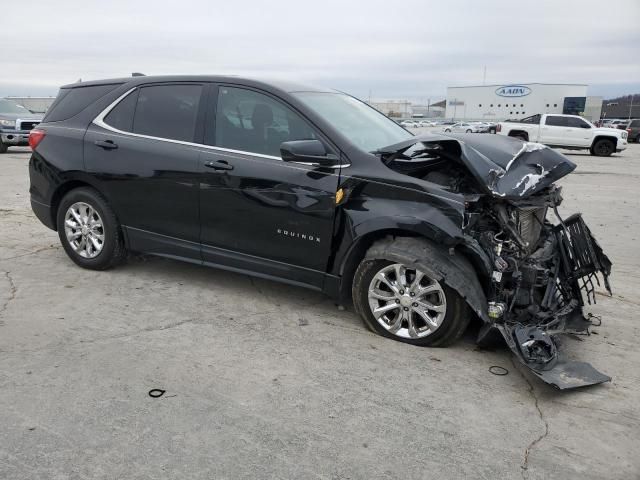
[347, 235, 489, 323]
[336, 228, 420, 303]
[591, 135, 617, 147]
[50, 179, 107, 231]
[335, 227, 490, 323]
[508, 130, 529, 141]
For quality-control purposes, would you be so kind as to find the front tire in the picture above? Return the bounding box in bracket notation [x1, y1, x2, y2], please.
[0, 140, 7, 154]
[466, 129, 472, 133]
[352, 250, 469, 347]
[444, 128, 451, 133]
[56, 187, 126, 270]
[591, 139, 614, 156]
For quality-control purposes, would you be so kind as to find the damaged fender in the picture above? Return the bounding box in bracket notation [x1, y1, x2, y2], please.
[364, 236, 489, 324]
[375, 133, 613, 389]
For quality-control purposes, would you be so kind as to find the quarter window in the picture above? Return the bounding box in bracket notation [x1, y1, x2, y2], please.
[104, 90, 139, 132]
[44, 84, 121, 122]
[131, 84, 203, 142]
[567, 117, 590, 128]
[545, 116, 569, 127]
[214, 86, 316, 157]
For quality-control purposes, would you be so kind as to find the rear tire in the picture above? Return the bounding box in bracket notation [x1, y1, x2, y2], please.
[591, 139, 614, 156]
[56, 187, 126, 270]
[352, 241, 469, 347]
[0, 140, 7, 154]
[444, 128, 451, 132]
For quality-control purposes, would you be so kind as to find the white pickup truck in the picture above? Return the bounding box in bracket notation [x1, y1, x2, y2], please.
[496, 114, 628, 156]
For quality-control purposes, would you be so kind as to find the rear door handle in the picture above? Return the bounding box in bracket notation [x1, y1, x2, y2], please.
[204, 160, 234, 171]
[94, 140, 118, 150]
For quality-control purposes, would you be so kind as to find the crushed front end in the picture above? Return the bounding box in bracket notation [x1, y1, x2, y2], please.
[377, 133, 613, 389]
[465, 186, 612, 389]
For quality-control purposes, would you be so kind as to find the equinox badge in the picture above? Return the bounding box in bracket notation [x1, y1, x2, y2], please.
[277, 228, 321, 243]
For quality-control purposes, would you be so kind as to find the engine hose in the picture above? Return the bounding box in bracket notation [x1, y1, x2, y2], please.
[507, 257, 520, 312]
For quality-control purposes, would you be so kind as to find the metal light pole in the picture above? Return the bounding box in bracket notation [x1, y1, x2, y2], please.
[629, 95, 635, 121]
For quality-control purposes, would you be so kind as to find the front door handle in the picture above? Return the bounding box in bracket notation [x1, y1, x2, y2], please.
[94, 140, 118, 150]
[204, 160, 234, 171]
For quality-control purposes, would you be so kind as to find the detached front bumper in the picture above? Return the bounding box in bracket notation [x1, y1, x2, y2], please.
[495, 214, 612, 389]
[1, 130, 31, 146]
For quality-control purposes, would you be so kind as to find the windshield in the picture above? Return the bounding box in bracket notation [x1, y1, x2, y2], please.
[0, 99, 31, 115]
[293, 92, 413, 152]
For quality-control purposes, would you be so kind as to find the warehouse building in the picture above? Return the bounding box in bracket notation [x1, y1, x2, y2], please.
[445, 83, 602, 122]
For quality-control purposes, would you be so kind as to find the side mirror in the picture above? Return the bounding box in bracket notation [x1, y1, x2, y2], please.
[280, 140, 339, 166]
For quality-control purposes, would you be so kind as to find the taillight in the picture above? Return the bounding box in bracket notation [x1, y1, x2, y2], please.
[496, 124, 502, 132]
[628, 129, 632, 135]
[28, 129, 46, 150]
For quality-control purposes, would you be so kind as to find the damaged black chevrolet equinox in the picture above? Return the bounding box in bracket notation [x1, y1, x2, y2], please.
[29, 76, 612, 389]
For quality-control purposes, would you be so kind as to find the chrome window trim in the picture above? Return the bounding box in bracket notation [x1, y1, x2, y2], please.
[92, 87, 349, 169]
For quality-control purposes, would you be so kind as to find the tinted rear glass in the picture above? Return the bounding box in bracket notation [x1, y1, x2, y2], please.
[132, 84, 202, 142]
[567, 117, 589, 128]
[545, 116, 569, 127]
[630, 120, 640, 128]
[104, 90, 139, 132]
[43, 84, 122, 122]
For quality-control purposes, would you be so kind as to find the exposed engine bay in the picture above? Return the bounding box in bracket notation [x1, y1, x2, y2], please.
[377, 134, 612, 389]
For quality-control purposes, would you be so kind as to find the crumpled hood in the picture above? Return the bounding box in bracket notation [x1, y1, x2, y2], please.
[377, 133, 576, 199]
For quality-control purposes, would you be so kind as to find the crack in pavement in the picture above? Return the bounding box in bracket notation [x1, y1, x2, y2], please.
[0, 309, 283, 355]
[550, 401, 640, 424]
[0, 245, 61, 262]
[76, 317, 204, 345]
[511, 357, 549, 480]
[0, 271, 17, 322]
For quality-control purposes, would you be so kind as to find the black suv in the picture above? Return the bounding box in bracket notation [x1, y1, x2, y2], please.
[626, 119, 640, 143]
[29, 76, 612, 389]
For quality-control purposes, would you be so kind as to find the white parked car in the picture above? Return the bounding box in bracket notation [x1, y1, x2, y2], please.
[400, 120, 419, 128]
[443, 122, 482, 133]
[496, 113, 628, 156]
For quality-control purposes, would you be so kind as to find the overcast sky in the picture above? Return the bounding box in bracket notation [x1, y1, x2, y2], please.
[2, 0, 639, 101]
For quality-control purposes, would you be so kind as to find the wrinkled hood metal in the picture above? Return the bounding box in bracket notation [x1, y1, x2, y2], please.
[377, 133, 577, 199]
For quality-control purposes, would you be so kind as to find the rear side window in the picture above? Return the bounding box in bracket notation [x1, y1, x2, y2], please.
[567, 117, 590, 128]
[630, 120, 640, 128]
[132, 84, 203, 142]
[104, 90, 139, 131]
[43, 84, 121, 122]
[545, 116, 569, 127]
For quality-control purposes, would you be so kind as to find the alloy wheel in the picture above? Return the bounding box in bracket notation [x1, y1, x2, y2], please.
[367, 263, 447, 339]
[64, 202, 105, 258]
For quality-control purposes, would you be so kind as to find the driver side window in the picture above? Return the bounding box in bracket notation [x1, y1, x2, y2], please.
[213, 87, 316, 157]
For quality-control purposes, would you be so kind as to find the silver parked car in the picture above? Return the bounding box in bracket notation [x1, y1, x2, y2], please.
[443, 122, 482, 133]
